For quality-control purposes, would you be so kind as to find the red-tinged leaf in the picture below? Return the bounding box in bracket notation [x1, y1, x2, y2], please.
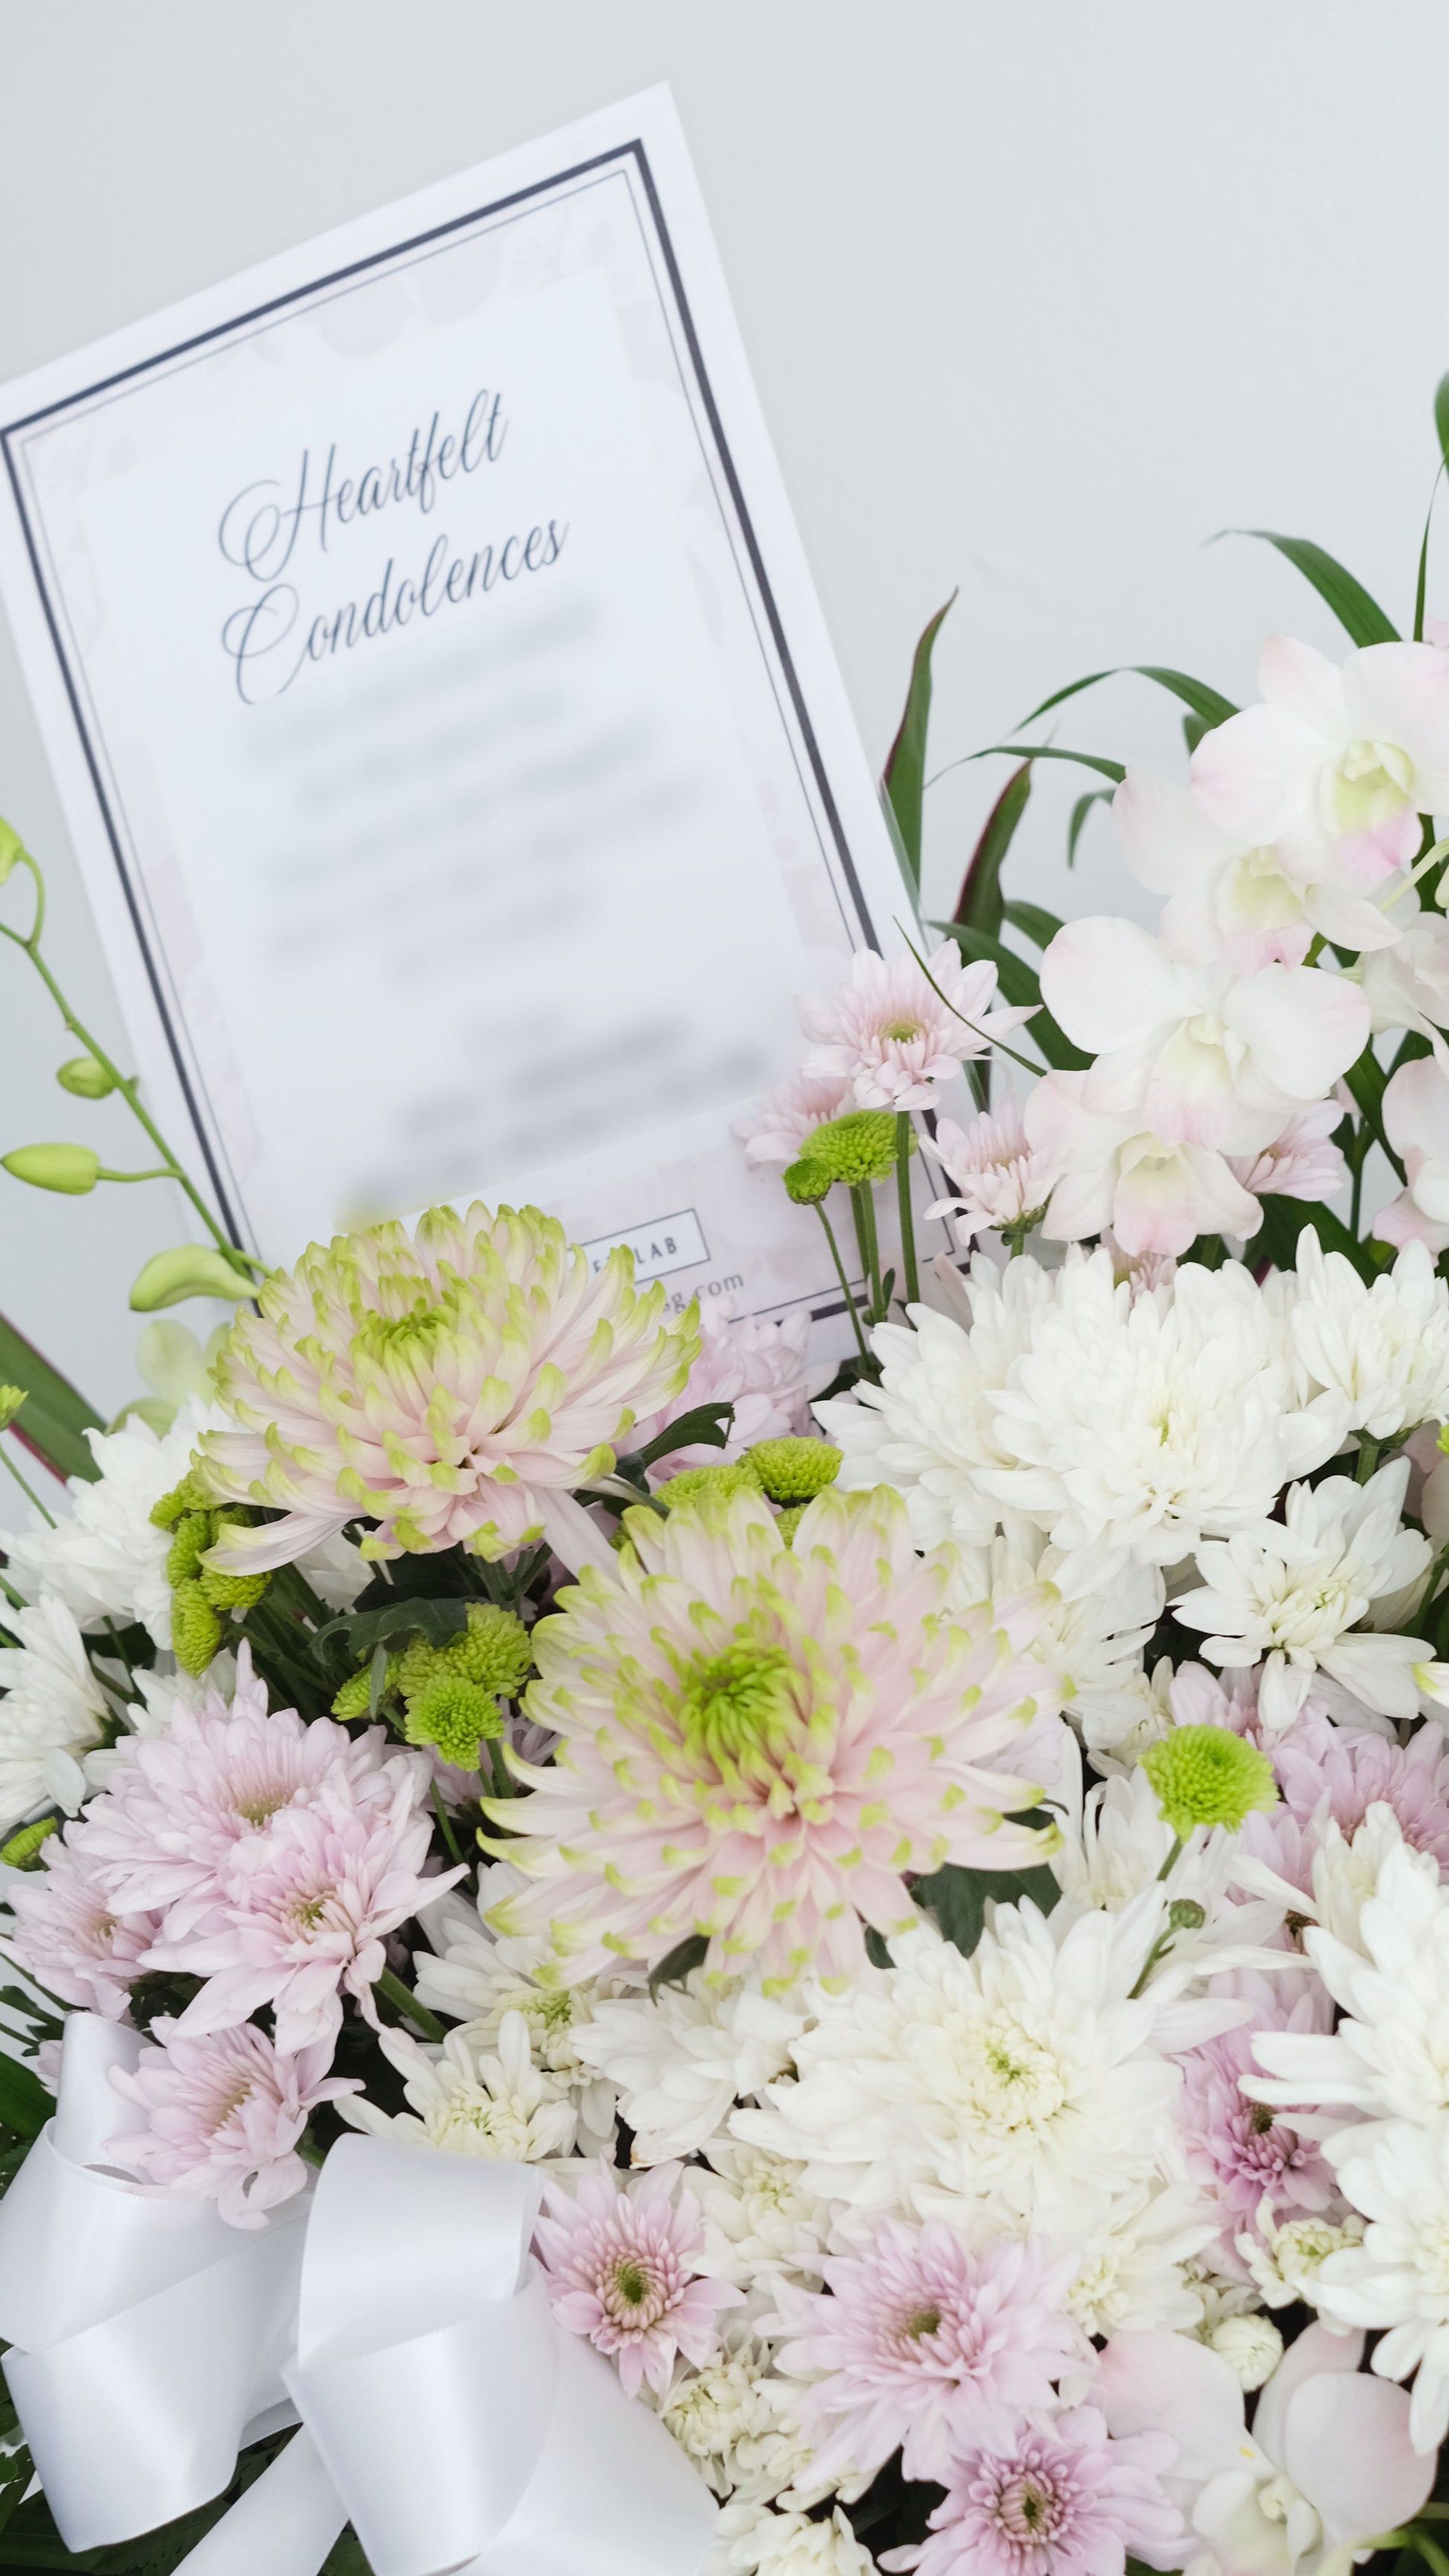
[883, 593, 957, 890]
[953, 762, 1031, 935]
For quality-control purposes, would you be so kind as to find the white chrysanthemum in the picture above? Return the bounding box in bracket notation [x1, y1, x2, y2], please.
[951, 1525, 1165, 1758]
[979, 1253, 1347, 1587]
[1311, 2122, 1449, 2452]
[411, 1864, 617, 2143]
[706, 2503, 875, 2576]
[734, 1905, 1237, 2228]
[77, 1657, 236, 1798]
[815, 1260, 1057, 1552]
[1236, 2201, 1366, 2312]
[826, 1252, 1346, 1594]
[663, 2333, 781, 2497]
[1235, 1800, 1442, 1968]
[0, 1595, 112, 1832]
[694, 2142, 832, 2286]
[1208, 2312, 1284, 2391]
[1049, 1755, 1287, 1976]
[1015, 2180, 1214, 2340]
[8, 1402, 218, 1651]
[338, 2012, 576, 2160]
[1174, 1460, 1436, 1730]
[1290, 1231, 1449, 1439]
[573, 1978, 809, 2164]
[1246, 1840, 1449, 2136]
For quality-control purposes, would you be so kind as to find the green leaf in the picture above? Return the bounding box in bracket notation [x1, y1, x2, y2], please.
[313, 1596, 469, 1669]
[1182, 710, 1209, 756]
[1001, 899, 1063, 951]
[949, 743, 1125, 787]
[1217, 530, 1399, 648]
[622, 1400, 733, 1475]
[1435, 369, 1449, 478]
[911, 1860, 1060, 1958]
[933, 921, 1091, 1071]
[882, 593, 957, 889]
[1252, 1195, 1386, 1285]
[1015, 663, 1238, 734]
[1342, 1044, 1407, 1184]
[0, 2058, 49, 2141]
[1066, 787, 1112, 868]
[648, 1931, 709, 2000]
[952, 761, 1031, 937]
[0, 1313, 104, 1485]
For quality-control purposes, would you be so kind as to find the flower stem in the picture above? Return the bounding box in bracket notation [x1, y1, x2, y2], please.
[430, 1780, 464, 1868]
[895, 1115, 920, 1307]
[1156, 1834, 1183, 1881]
[815, 1204, 870, 1363]
[0, 1439, 54, 1527]
[0, 905, 259, 1269]
[1355, 1436, 1379, 1485]
[375, 1964, 445, 2041]
[851, 1182, 884, 1320]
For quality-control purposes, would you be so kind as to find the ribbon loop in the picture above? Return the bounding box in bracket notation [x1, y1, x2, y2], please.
[0, 2020, 718, 2576]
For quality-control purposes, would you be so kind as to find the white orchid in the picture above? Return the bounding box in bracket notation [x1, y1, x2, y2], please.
[1025, 1070, 1261, 1259]
[1359, 909, 1449, 1073]
[1375, 1055, 1449, 1255]
[1098, 2321, 1433, 2575]
[1191, 633, 1449, 881]
[1113, 767, 1404, 971]
[1039, 915, 1368, 1158]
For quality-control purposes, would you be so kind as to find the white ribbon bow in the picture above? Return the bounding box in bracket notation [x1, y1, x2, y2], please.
[0, 2015, 718, 2576]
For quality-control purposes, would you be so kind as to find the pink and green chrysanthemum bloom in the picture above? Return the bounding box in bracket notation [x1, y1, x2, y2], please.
[535, 2161, 740, 2397]
[483, 1485, 1066, 1995]
[199, 1202, 698, 1572]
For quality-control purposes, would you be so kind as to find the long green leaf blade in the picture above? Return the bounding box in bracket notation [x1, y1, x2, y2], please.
[953, 761, 1031, 936]
[1066, 787, 1112, 867]
[0, 1315, 102, 1486]
[1217, 530, 1399, 647]
[1015, 663, 1238, 733]
[882, 592, 957, 890]
[937, 743, 1125, 788]
[0, 2053, 50, 2139]
[1001, 899, 1064, 950]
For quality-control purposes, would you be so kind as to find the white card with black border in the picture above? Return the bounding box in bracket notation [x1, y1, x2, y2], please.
[0, 86, 926, 1330]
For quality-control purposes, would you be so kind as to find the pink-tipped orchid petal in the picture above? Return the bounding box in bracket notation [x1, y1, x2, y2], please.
[1113, 770, 1238, 896]
[1258, 634, 1348, 733]
[1096, 2330, 1246, 2489]
[1223, 966, 1369, 1107]
[1252, 2321, 1362, 2464]
[1191, 701, 1319, 843]
[1348, 641, 1449, 812]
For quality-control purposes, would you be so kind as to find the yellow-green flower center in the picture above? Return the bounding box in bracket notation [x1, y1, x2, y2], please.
[677, 1643, 803, 1770]
[1140, 1724, 1277, 1836]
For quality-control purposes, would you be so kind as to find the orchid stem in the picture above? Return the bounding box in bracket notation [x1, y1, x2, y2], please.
[0, 1439, 54, 1528]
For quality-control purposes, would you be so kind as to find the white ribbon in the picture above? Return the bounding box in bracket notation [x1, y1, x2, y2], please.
[0, 2015, 718, 2576]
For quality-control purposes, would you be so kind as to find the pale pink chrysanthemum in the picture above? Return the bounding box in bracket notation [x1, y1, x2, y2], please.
[798, 944, 1032, 1112]
[734, 1068, 853, 1168]
[198, 1202, 698, 1575]
[774, 2221, 1086, 2483]
[109, 2023, 357, 2227]
[149, 1777, 463, 2052]
[639, 1304, 812, 1474]
[2, 1833, 159, 2018]
[535, 2161, 740, 2397]
[881, 2408, 1182, 2576]
[74, 1645, 403, 1931]
[1230, 1099, 1349, 1205]
[1173, 1971, 1336, 2272]
[1273, 1703, 1449, 1866]
[484, 1484, 1066, 1993]
[929, 1094, 1063, 1246]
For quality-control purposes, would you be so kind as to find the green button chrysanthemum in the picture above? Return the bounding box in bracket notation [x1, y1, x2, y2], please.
[1140, 1724, 1277, 1837]
[744, 1438, 842, 1505]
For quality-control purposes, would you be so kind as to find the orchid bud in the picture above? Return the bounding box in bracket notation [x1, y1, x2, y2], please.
[129, 1246, 255, 1310]
[0, 817, 28, 887]
[2, 1143, 101, 1194]
[56, 1054, 116, 1099]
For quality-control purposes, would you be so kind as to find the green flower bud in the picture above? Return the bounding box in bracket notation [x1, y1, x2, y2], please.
[56, 1054, 117, 1100]
[657, 1462, 757, 1511]
[0, 1385, 27, 1432]
[1167, 1898, 1207, 1933]
[331, 1657, 401, 1721]
[404, 1673, 504, 1770]
[150, 1467, 215, 1531]
[774, 1503, 808, 1545]
[171, 1578, 223, 1676]
[0, 818, 29, 887]
[794, 1110, 899, 1189]
[197, 1563, 270, 1611]
[783, 1157, 833, 1205]
[165, 1508, 217, 1587]
[1140, 1726, 1277, 1839]
[2, 1143, 101, 1195]
[0, 1814, 59, 1869]
[450, 1604, 534, 1699]
[743, 1437, 841, 1505]
[130, 1246, 257, 1311]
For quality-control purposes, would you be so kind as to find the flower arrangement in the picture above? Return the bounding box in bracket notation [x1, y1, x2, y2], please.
[5, 389, 1449, 2576]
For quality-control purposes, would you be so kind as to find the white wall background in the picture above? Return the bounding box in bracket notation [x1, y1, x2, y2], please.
[2, 0, 1448, 1524]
